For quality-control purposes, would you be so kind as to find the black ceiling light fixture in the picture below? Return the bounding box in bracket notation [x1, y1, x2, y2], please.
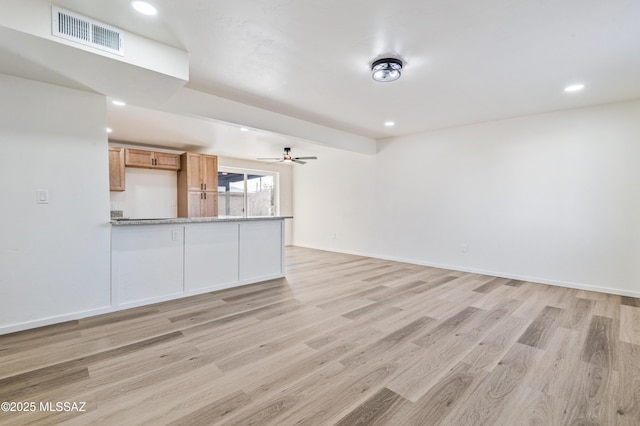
[371, 57, 403, 82]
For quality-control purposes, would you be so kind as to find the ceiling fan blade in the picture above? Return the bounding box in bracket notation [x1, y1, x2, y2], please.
[268, 159, 285, 164]
[293, 159, 307, 164]
[294, 156, 317, 160]
[257, 157, 282, 160]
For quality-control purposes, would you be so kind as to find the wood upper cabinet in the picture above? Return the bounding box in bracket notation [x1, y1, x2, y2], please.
[124, 149, 153, 168]
[178, 153, 219, 217]
[154, 152, 181, 170]
[183, 153, 217, 191]
[108, 147, 125, 191]
[184, 153, 203, 191]
[201, 155, 218, 191]
[124, 149, 180, 171]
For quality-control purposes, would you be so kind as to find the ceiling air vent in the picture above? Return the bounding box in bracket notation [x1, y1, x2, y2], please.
[52, 6, 124, 56]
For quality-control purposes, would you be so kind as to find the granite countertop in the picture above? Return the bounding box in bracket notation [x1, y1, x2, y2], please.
[111, 216, 293, 226]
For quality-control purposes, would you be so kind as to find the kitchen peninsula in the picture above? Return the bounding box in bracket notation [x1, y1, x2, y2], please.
[111, 216, 291, 309]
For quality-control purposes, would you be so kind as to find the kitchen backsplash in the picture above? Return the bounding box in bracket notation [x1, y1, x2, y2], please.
[109, 167, 178, 219]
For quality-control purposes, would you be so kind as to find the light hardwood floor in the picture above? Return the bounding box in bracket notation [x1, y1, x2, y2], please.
[1, 246, 638, 425]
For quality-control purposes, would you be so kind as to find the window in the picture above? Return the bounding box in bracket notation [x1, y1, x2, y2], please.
[217, 172, 244, 216]
[218, 168, 278, 217]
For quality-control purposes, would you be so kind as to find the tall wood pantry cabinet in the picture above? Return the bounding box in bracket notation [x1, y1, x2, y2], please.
[177, 153, 218, 217]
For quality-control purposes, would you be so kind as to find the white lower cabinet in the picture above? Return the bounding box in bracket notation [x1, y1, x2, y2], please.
[111, 225, 184, 306]
[239, 220, 284, 282]
[184, 223, 239, 292]
[111, 219, 286, 310]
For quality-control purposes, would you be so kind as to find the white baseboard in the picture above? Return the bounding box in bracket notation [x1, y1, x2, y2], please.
[0, 306, 115, 335]
[184, 274, 286, 296]
[291, 243, 640, 298]
[0, 273, 287, 336]
[114, 292, 186, 311]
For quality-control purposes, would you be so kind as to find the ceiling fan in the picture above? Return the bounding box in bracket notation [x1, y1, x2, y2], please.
[258, 147, 317, 164]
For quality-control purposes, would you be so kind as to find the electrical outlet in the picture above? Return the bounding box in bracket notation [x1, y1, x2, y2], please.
[461, 243, 468, 253]
[171, 229, 180, 241]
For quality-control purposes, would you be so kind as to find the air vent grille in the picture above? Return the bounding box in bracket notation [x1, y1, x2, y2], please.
[52, 6, 124, 56]
[57, 12, 90, 42]
[92, 25, 120, 52]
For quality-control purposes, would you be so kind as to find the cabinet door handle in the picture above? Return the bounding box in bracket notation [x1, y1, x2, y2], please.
[204, 183, 207, 190]
[204, 192, 206, 200]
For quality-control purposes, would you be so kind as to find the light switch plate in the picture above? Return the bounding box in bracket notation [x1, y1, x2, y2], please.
[36, 189, 49, 204]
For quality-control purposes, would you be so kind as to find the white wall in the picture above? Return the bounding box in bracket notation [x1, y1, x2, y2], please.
[0, 74, 112, 333]
[293, 100, 640, 297]
[293, 146, 376, 254]
[110, 168, 178, 219]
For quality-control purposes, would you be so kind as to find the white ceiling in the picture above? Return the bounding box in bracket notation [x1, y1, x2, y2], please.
[6, 0, 640, 158]
[107, 103, 318, 159]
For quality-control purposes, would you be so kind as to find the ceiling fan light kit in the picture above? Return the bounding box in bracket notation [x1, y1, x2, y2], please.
[371, 57, 403, 82]
[257, 147, 317, 165]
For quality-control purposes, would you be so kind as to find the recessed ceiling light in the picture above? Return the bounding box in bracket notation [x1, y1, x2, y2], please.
[132, 1, 157, 16]
[240, 127, 249, 132]
[111, 100, 126, 106]
[106, 127, 113, 133]
[384, 121, 395, 127]
[564, 84, 585, 92]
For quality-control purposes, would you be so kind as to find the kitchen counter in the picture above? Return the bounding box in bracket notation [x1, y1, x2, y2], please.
[111, 216, 290, 310]
[111, 216, 292, 226]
